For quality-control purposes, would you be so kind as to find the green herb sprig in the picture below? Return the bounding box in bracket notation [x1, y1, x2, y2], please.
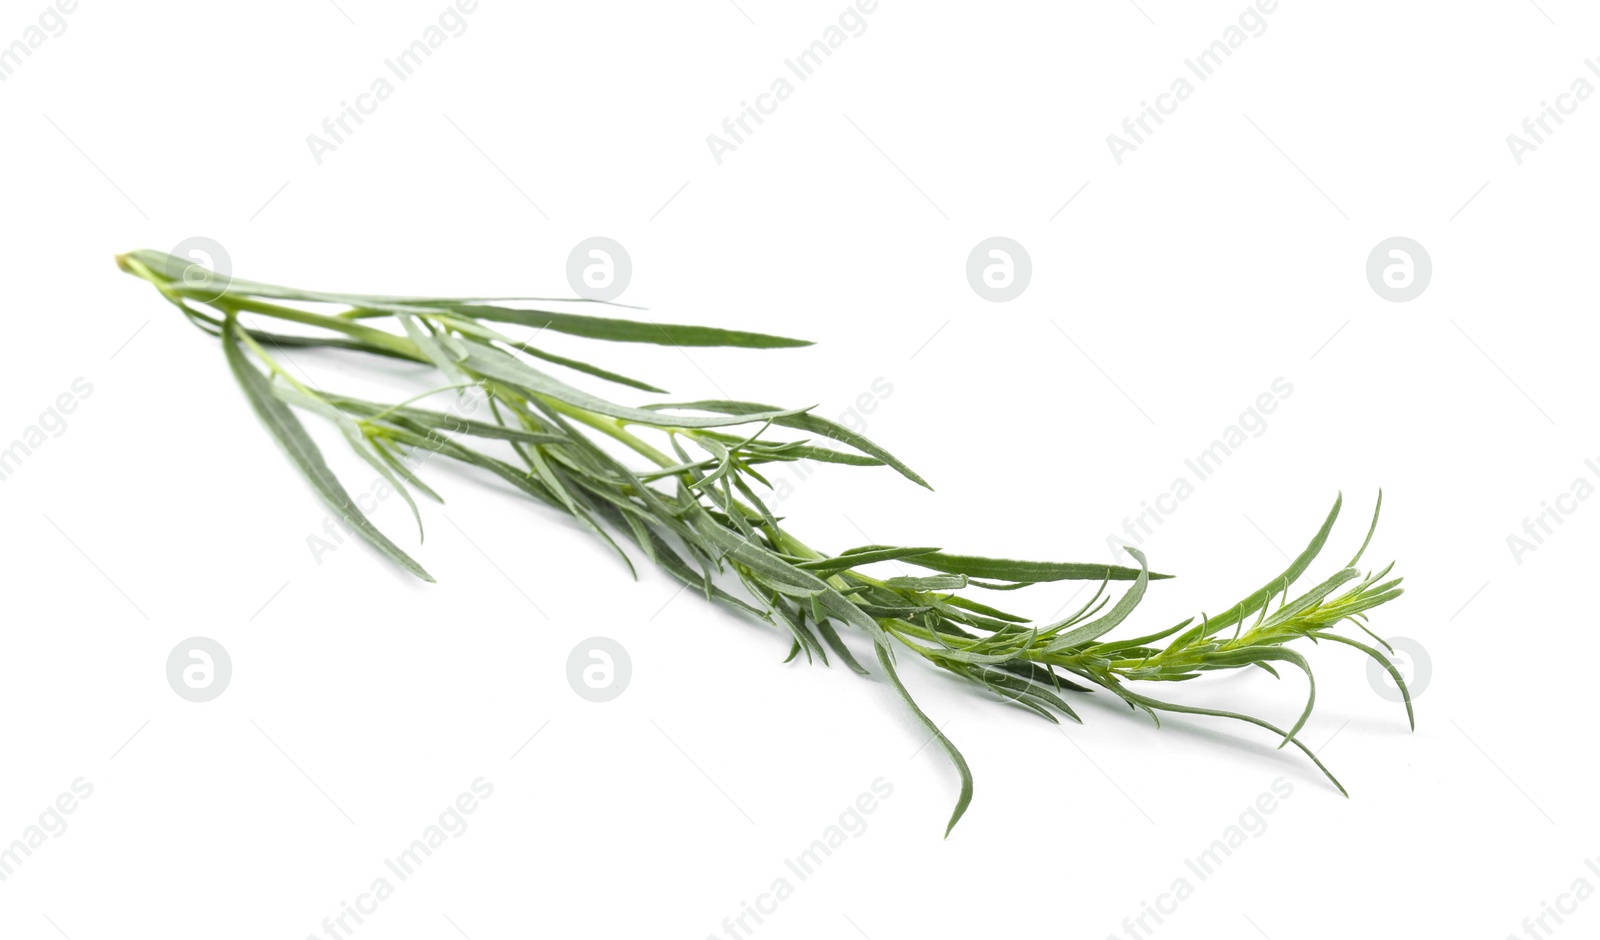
[117, 249, 1411, 834]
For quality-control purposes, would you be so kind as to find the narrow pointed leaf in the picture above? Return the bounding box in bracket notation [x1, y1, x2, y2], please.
[876, 642, 972, 837]
[221, 316, 433, 582]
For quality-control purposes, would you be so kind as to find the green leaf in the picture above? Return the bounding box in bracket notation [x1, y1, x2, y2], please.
[908, 551, 1165, 583]
[930, 595, 1030, 626]
[128, 251, 808, 352]
[459, 342, 806, 430]
[1311, 631, 1415, 730]
[644, 400, 930, 489]
[1044, 547, 1152, 649]
[1203, 645, 1316, 747]
[221, 315, 433, 582]
[1346, 490, 1384, 567]
[876, 641, 972, 837]
[1119, 687, 1347, 797]
[504, 340, 667, 393]
[768, 595, 824, 665]
[446, 303, 814, 348]
[795, 545, 942, 575]
[814, 618, 869, 675]
[882, 573, 968, 592]
[273, 384, 429, 543]
[325, 394, 569, 447]
[1177, 494, 1343, 645]
[371, 436, 443, 504]
[398, 313, 469, 385]
[967, 664, 1081, 722]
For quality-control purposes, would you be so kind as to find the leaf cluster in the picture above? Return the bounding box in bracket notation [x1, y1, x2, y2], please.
[117, 250, 1412, 834]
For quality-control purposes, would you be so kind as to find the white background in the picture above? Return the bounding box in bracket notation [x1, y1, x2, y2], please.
[1, 1, 1596, 938]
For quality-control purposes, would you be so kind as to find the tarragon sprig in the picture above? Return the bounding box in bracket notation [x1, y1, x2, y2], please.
[117, 249, 1412, 834]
